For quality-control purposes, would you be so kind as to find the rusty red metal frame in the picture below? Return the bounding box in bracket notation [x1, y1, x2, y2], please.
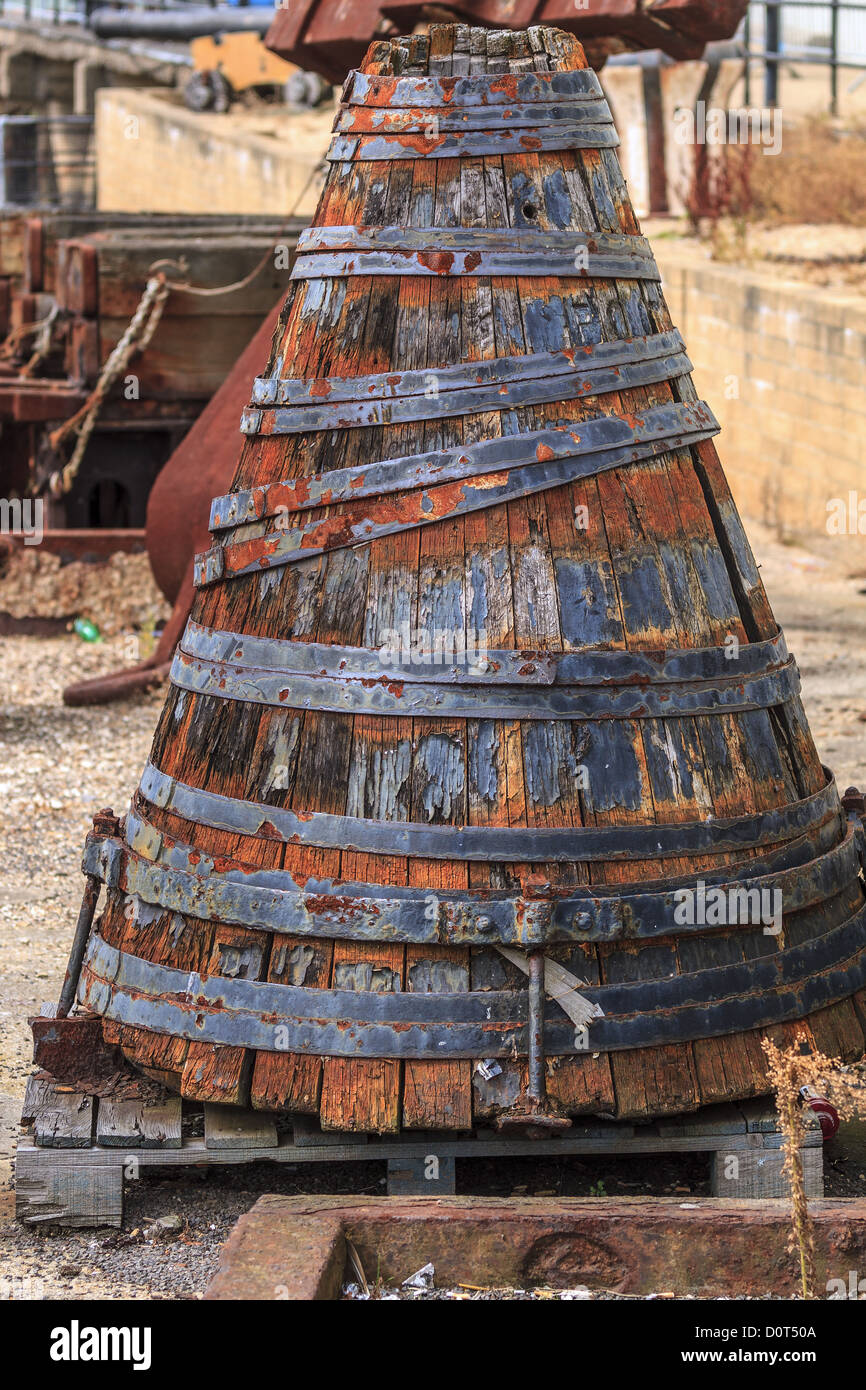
[265, 3, 749, 84]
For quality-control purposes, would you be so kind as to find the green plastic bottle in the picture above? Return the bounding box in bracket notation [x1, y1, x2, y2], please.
[73, 617, 101, 643]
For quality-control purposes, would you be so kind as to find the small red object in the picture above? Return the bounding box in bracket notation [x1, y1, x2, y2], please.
[799, 1086, 840, 1140]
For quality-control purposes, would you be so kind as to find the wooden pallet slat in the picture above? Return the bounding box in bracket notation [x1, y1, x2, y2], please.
[15, 1075, 824, 1226]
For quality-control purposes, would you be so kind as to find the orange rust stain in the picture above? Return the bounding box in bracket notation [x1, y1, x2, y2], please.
[519, 136, 542, 151]
[536, 443, 555, 462]
[309, 379, 332, 399]
[393, 132, 447, 155]
[489, 75, 519, 99]
[463, 250, 482, 273]
[418, 250, 455, 275]
[373, 78, 398, 105]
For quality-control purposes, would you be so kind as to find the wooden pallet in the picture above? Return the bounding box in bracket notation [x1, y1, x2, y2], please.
[15, 1072, 824, 1228]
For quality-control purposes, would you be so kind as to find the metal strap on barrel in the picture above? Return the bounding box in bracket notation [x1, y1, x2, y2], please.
[195, 401, 719, 587]
[78, 905, 866, 1055]
[327, 125, 619, 161]
[84, 812, 857, 948]
[344, 69, 606, 108]
[334, 97, 614, 134]
[241, 330, 689, 435]
[290, 226, 658, 281]
[253, 330, 686, 409]
[137, 760, 840, 863]
[179, 620, 791, 687]
[219, 369, 701, 530]
[169, 644, 800, 722]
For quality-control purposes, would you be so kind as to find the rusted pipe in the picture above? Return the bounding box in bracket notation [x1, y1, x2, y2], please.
[527, 950, 546, 1104]
[57, 808, 119, 1017]
[57, 875, 101, 1018]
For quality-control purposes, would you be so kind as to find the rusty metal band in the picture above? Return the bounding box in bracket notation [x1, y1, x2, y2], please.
[219, 365, 699, 530]
[168, 646, 801, 722]
[290, 226, 656, 279]
[195, 402, 720, 587]
[84, 813, 858, 949]
[334, 97, 614, 134]
[252, 329, 686, 409]
[242, 339, 689, 434]
[241, 346, 691, 434]
[78, 907, 866, 1055]
[327, 126, 619, 161]
[137, 760, 840, 863]
[345, 69, 605, 108]
[297, 224, 653, 259]
[179, 620, 791, 688]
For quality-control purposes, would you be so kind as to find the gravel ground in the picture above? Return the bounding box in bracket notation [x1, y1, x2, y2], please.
[2, 517, 866, 1301]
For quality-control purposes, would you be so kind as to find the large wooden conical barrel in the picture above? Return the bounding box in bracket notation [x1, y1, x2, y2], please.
[76, 23, 866, 1131]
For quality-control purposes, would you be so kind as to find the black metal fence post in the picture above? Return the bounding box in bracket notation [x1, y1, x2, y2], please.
[765, 1, 780, 105]
[831, 0, 841, 115]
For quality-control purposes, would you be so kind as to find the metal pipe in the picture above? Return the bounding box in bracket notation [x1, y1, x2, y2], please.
[88, 6, 274, 39]
[765, 2, 780, 106]
[57, 873, 101, 1017]
[831, 0, 840, 116]
[527, 950, 546, 1104]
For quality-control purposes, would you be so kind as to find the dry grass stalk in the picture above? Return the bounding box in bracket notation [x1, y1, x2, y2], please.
[762, 1035, 866, 1299]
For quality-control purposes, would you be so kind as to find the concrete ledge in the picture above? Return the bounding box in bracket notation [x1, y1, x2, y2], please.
[205, 1195, 866, 1300]
[95, 88, 329, 216]
[654, 241, 866, 546]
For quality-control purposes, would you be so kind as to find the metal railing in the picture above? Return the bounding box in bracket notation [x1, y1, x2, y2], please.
[745, 0, 866, 113]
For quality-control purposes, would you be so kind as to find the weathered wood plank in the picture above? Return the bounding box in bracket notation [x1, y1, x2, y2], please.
[204, 1103, 278, 1150]
[97, 1096, 183, 1149]
[32, 1088, 95, 1149]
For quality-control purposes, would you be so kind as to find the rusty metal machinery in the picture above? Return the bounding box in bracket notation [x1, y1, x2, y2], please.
[47, 23, 866, 1138]
[62, 303, 284, 706]
[0, 214, 300, 537]
[265, 0, 749, 81]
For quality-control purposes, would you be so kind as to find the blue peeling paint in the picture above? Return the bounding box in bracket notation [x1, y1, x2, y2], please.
[555, 557, 622, 648]
[582, 722, 643, 812]
[616, 553, 673, 636]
